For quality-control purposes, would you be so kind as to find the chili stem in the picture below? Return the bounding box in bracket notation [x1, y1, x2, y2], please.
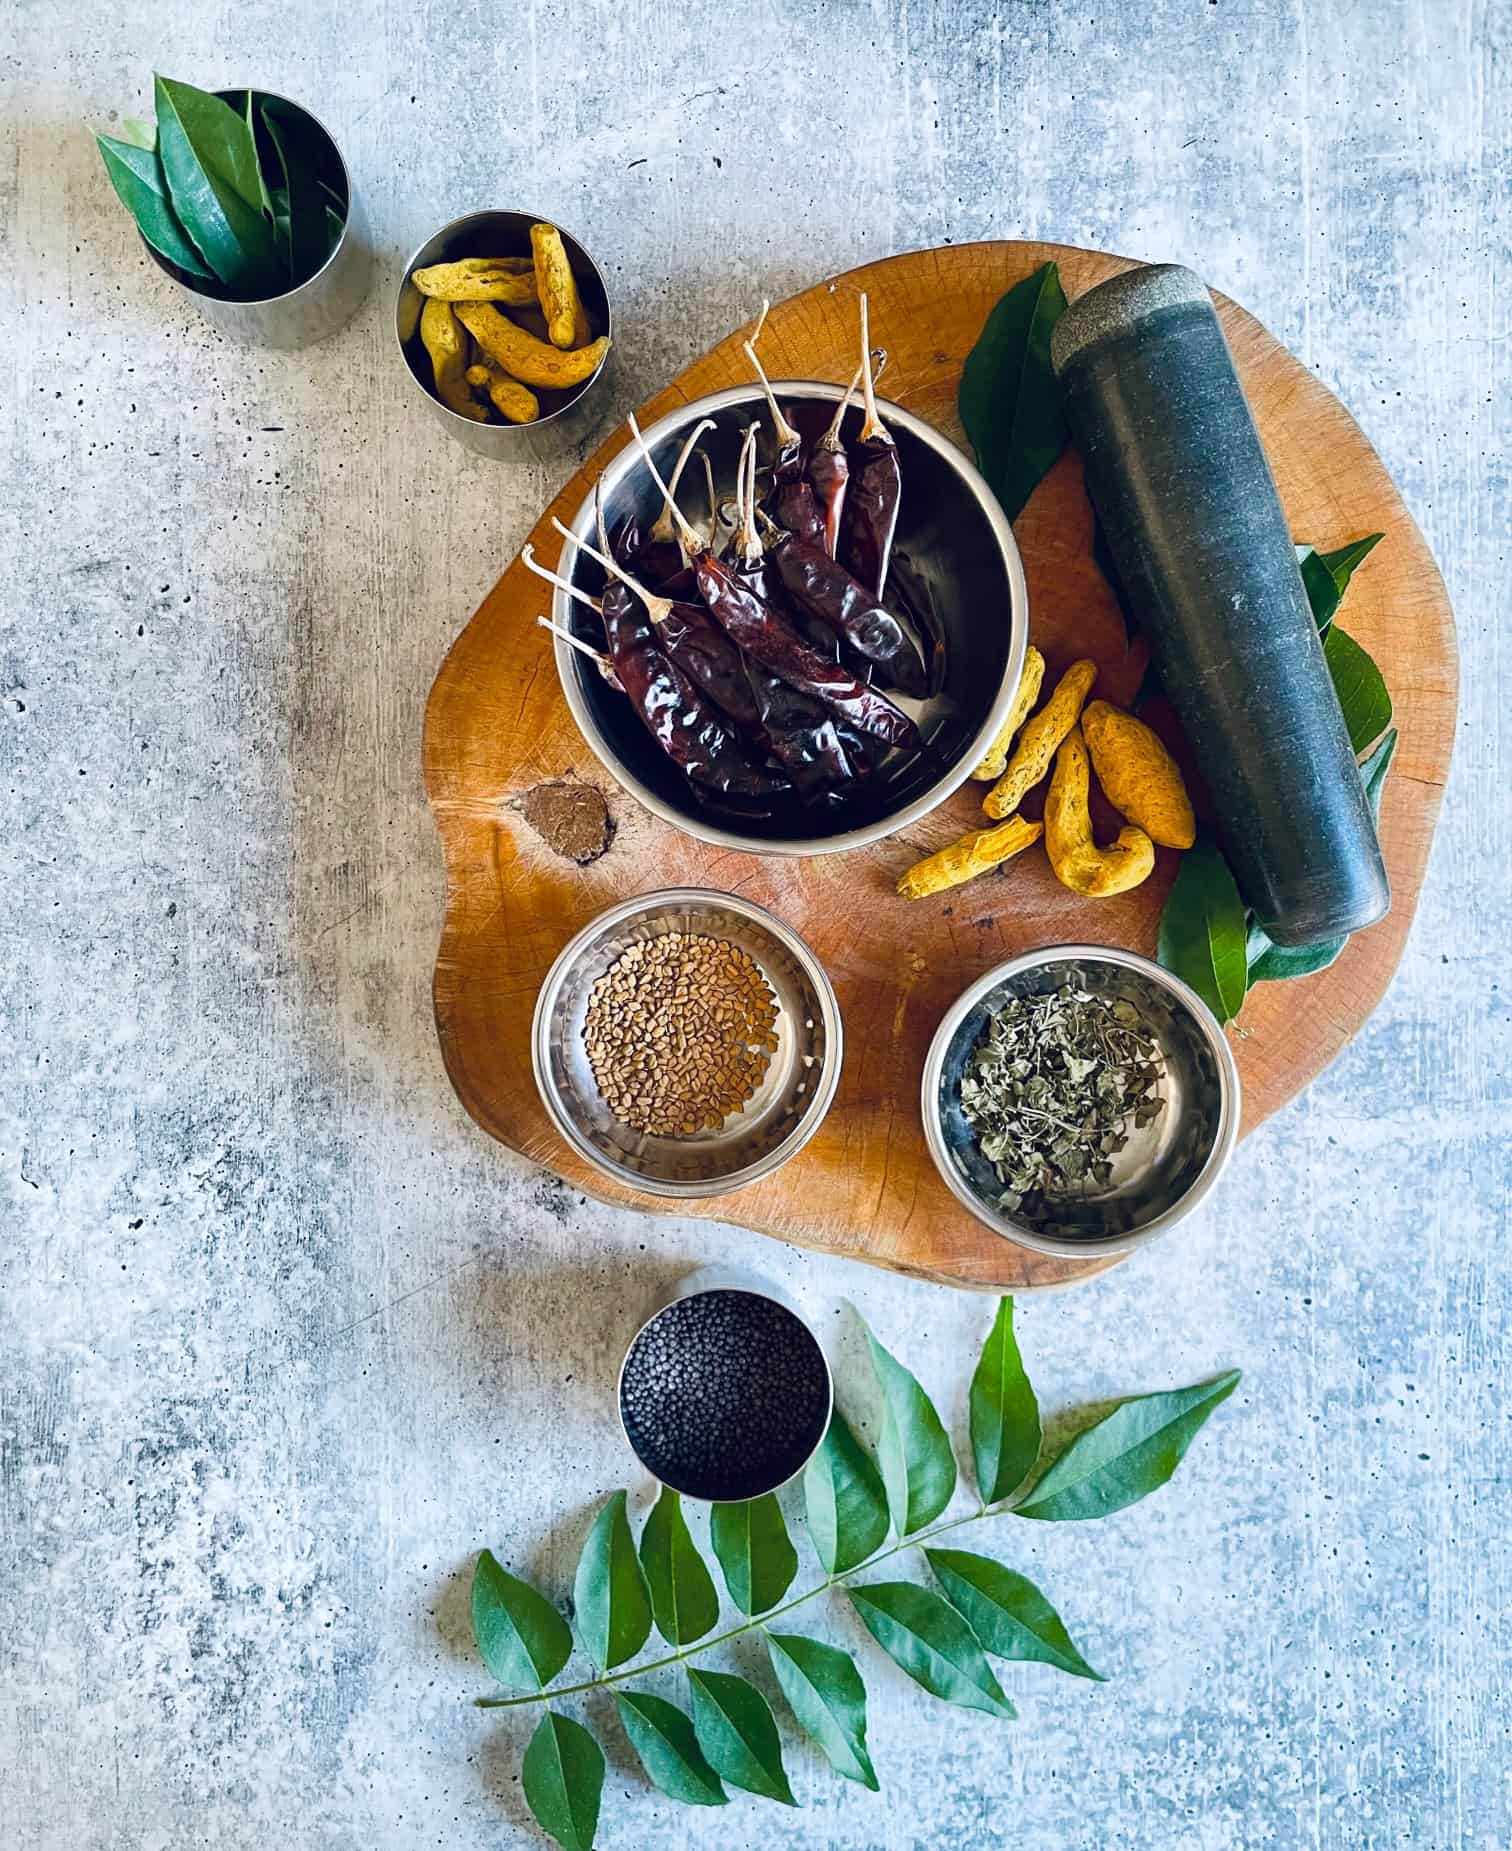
[522, 544, 605, 616]
[857, 292, 891, 445]
[649, 418, 717, 546]
[626, 414, 702, 550]
[550, 514, 673, 624]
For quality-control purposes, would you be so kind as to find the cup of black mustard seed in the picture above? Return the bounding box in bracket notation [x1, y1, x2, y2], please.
[618, 1276, 833, 1502]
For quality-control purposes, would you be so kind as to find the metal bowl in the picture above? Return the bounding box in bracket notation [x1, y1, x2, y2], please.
[922, 945, 1241, 1259]
[532, 888, 842, 1199]
[395, 209, 613, 463]
[550, 382, 1028, 854]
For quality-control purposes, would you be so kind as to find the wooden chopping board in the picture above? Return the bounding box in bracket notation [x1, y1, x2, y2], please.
[422, 240, 1457, 1292]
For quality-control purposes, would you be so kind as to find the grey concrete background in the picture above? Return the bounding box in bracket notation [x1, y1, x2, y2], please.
[3, 2, 1507, 1846]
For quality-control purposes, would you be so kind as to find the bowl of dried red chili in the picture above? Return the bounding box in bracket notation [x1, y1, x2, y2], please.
[544, 379, 1028, 855]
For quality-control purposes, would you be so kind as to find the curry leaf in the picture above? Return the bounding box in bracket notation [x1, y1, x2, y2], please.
[471, 1549, 572, 1690]
[96, 134, 214, 278]
[686, 1669, 796, 1804]
[925, 1551, 1103, 1680]
[710, 1495, 797, 1617]
[1156, 833, 1249, 1023]
[120, 116, 157, 149]
[803, 1409, 889, 1574]
[261, 97, 340, 288]
[615, 1691, 726, 1806]
[521, 1711, 604, 1851]
[959, 262, 1069, 522]
[154, 74, 281, 290]
[1015, 1370, 1241, 1522]
[765, 1631, 877, 1789]
[848, 1581, 1015, 1719]
[1323, 625, 1393, 753]
[969, 1298, 1040, 1506]
[640, 1489, 719, 1645]
[572, 1491, 651, 1671]
[1297, 532, 1384, 636]
[866, 1325, 956, 1536]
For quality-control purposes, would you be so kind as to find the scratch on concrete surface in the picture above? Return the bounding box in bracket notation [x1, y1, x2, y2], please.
[2, 2, 1508, 1848]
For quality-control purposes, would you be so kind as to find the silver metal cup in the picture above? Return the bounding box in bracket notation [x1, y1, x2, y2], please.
[141, 91, 372, 350]
[395, 209, 614, 465]
[617, 1270, 834, 1502]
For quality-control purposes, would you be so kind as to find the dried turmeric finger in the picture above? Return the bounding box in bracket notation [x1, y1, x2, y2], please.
[411, 257, 537, 304]
[1081, 700, 1196, 848]
[530, 223, 589, 349]
[420, 298, 488, 421]
[465, 360, 540, 425]
[896, 815, 1043, 900]
[982, 658, 1097, 820]
[971, 645, 1046, 780]
[455, 302, 610, 389]
[1043, 726, 1155, 897]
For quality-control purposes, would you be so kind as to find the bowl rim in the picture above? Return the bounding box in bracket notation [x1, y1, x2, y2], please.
[920, 942, 1242, 1258]
[615, 1284, 835, 1501]
[531, 886, 845, 1200]
[550, 381, 1029, 856]
[393, 207, 613, 433]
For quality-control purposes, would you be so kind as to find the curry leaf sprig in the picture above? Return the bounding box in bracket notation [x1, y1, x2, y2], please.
[97, 75, 346, 299]
[1154, 535, 1394, 1020]
[469, 1301, 1240, 1849]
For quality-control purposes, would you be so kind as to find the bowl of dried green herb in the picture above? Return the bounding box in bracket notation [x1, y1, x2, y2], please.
[921, 946, 1239, 1257]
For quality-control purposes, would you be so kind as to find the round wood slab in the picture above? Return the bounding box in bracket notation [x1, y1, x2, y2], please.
[422, 241, 1457, 1292]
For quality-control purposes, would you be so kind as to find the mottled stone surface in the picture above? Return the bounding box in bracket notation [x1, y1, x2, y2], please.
[2, 3, 1507, 1847]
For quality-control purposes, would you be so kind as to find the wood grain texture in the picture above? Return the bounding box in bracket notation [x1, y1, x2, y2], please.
[423, 240, 1457, 1294]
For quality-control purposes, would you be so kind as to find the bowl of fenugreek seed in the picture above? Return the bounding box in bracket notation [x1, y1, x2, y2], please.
[922, 945, 1240, 1258]
[532, 889, 842, 1198]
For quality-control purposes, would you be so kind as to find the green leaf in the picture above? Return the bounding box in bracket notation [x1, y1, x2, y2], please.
[1358, 725, 1399, 814]
[572, 1491, 651, 1671]
[154, 75, 281, 290]
[471, 1549, 572, 1690]
[521, 1711, 604, 1851]
[709, 1495, 797, 1617]
[639, 1488, 719, 1645]
[1156, 833, 1249, 1023]
[241, 91, 275, 223]
[765, 1631, 878, 1789]
[958, 262, 1070, 522]
[615, 1691, 726, 1806]
[803, 1409, 889, 1574]
[969, 1298, 1040, 1505]
[1245, 922, 1346, 983]
[261, 99, 340, 288]
[1014, 1369, 1241, 1522]
[865, 1326, 956, 1536]
[120, 116, 157, 150]
[1324, 624, 1393, 753]
[848, 1581, 1014, 1719]
[686, 1668, 796, 1805]
[1296, 532, 1383, 636]
[924, 1551, 1103, 1681]
[96, 134, 214, 279]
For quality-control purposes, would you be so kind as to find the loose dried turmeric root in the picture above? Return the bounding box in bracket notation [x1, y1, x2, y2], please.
[530, 223, 591, 348]
[972, 645, 1046, 780]
[897, 815, 1043, 900]
[1081, 700, 1196, 848]
[464, 361, 541, 425]
[411, 257, 537, 304]
[421, 298, 488, 421]
[1043, 726, 1155, 897]
[982, 658, 1097, 820]
[455, 302, 609, 389]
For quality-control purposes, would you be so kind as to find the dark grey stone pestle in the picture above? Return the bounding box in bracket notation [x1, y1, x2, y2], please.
[1051, 264, 1389, 947]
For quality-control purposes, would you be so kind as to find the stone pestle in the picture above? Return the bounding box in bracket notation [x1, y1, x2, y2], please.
[1051, 264, 1389, 948]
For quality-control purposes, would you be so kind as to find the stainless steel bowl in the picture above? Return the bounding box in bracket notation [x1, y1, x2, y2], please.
[550, 383, 1028, 855]
[395, 209, 613, 463]
[532, 888, 842, 1199]
[922, 945, 1240, 1259]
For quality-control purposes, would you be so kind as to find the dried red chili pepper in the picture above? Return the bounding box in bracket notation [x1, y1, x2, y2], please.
[744, 327, 824, 547]
[761, 517, 928, 697]
[807, 363, 861, 558]
[838, 293, 902, 599]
